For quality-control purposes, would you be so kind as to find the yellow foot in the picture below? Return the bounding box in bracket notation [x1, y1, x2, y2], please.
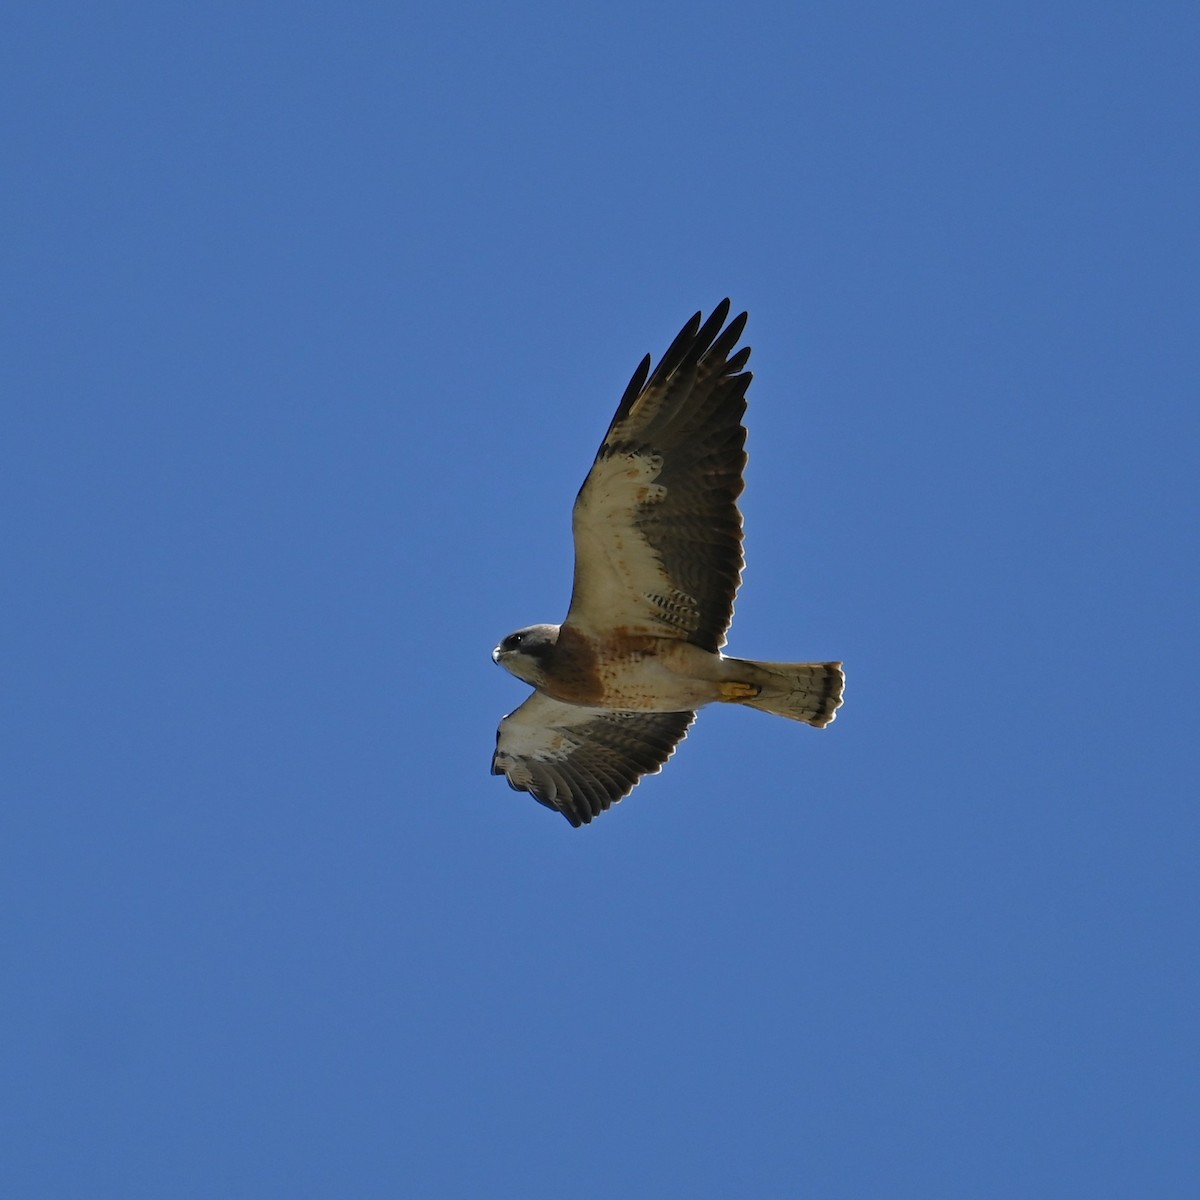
[718, 681, 761, 702]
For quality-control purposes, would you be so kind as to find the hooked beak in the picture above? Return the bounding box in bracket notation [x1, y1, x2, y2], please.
[491, 646, 502, 664]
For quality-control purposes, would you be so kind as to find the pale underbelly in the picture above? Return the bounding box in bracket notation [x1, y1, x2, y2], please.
[564, 644, 727, 712]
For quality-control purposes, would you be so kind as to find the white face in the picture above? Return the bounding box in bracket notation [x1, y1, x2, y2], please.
[491, 624, 559, 687]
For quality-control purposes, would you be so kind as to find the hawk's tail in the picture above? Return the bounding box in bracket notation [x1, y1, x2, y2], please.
[722, 659, 845, 728]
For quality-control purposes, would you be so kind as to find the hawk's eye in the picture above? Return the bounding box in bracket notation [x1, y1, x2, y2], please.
[504, 632, 524, 651]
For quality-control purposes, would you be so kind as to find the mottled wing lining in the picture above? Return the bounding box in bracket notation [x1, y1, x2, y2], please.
[492, 693, 696, 827]
[569, 300, 750, 652]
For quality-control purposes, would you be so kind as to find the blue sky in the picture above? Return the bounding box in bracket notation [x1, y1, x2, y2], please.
[3, 2, 1198, 1195]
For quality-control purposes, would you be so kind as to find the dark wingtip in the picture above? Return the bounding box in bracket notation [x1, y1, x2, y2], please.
[604, 300, 749, 440]
[611, 352, 653, 427]
[647, 309, 704, 387]
[725, 346, 751, 375]
[706, 309, 749, 371]
[691, 301, 731, 358]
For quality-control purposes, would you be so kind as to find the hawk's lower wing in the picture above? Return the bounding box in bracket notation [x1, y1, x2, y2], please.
[492, 693, 695, 827]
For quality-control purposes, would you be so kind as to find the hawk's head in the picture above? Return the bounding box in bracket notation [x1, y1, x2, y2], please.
[492, 623, 560, 688]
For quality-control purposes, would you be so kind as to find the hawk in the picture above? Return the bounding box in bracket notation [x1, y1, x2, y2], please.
[491, 300, 844, 826]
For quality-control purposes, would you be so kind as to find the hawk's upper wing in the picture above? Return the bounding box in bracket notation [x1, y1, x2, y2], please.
[565, 300, 751, 654]
[492, 692, 696, 827]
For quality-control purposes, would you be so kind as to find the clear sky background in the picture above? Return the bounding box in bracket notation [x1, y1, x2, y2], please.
[3, 2, 1198, 1196]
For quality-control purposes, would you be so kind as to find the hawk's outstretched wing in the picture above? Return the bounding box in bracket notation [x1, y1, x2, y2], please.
[492, 693, 695, 827]
[566, 299, 751, 654]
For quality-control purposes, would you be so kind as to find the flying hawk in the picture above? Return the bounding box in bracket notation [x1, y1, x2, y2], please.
[492, 300, 843, 826]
